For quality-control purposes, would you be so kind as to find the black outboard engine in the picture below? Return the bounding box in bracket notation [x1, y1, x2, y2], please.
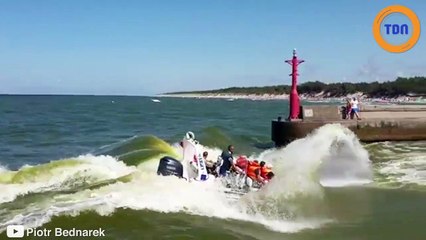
[157, 156, 184, 178]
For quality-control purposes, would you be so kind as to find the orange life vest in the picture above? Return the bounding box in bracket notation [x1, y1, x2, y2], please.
[246, 161, 260, 180]
[260, 166, 273, 180]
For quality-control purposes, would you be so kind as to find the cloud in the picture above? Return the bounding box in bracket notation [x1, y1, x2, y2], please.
[396, 71, 406, 77]
[354, 56, 392, 81]
[350, 55, 426, 83]
[396, 62, 426, 77]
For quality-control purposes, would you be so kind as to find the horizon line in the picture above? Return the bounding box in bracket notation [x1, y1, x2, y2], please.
[0, 93, 157, 97]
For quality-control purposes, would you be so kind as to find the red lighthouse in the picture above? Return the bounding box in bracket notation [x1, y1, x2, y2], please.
[285, 49, 304, 120]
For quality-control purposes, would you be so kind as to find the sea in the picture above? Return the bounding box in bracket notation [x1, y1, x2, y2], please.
[0, 95, 425, 240]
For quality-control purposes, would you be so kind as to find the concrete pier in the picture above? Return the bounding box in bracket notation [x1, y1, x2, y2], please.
[271, 104, 426, 147]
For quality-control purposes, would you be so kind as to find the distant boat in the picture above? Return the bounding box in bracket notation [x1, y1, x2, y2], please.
[227, 98, 235, 101]
[151, 99, 161, 103]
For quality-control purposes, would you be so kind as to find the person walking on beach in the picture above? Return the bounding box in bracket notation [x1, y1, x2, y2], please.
[350, 97, 362, 120]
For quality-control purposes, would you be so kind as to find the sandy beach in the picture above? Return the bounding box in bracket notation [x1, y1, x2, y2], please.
[158, 93, 289, 100]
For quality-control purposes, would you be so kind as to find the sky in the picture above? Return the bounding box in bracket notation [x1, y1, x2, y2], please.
[0, 0, 425, 95]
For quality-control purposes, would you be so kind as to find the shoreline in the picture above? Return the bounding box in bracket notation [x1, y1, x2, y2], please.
[158, 93, 426, 104]
[158, 93, 289, 100]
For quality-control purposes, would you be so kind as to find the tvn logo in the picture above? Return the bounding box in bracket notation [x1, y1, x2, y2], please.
[373, 5, 421, 53]
[6, 225, 25, 238]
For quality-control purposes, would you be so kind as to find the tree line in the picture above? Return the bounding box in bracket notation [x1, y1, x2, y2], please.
[168, 77, 426, 98]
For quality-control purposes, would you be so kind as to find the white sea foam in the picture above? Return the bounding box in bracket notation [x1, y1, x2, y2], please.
[377, 155, 426, 186]
[0, 155, 136, 204]
[368, 141, 426, 187]
[0, 172, 328, 234]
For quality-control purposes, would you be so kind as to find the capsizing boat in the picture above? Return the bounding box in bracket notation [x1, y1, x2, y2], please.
[156, 132, 270, 195]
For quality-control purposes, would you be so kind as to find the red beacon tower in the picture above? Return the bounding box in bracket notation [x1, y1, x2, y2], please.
[271, 49, 305, 147]
[285, 49, 304, 120]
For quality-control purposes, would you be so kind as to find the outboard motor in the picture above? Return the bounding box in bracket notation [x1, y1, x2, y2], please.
[157, 156, 184, 178]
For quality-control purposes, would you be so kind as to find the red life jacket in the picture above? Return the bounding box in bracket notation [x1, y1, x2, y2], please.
[235, 156, 248, 171]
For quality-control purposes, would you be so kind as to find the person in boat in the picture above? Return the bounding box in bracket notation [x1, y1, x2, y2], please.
[203, 151, 218, 177]
[245, 160, 274, 187]
[218, 145, 236, 177]
[234, 156, 274, 187]
[234, 155, 249, 174]
[258, 161, 274, 184]
[189, 155, 199, 173]
[234, 155, 252, 188]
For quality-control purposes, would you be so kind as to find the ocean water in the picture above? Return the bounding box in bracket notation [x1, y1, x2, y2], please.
[0, 95, 425, 240]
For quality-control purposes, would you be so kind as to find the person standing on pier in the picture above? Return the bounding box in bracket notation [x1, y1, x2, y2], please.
[346, 98, 352, 119]
[350, 97, 362, 120]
